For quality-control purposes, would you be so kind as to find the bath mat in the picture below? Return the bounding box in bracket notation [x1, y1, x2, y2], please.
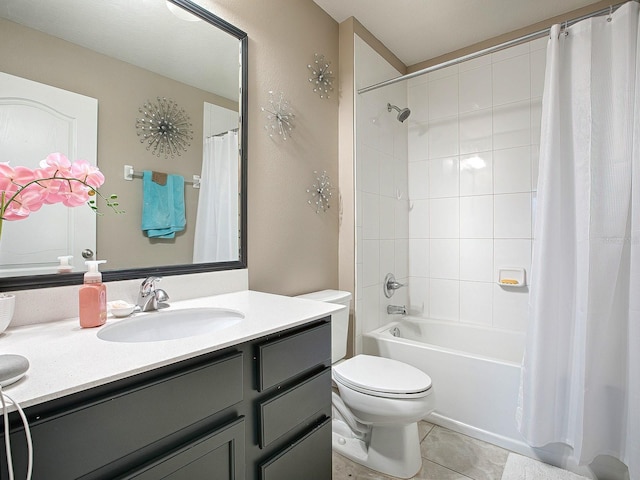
[501, 453, 590, 480]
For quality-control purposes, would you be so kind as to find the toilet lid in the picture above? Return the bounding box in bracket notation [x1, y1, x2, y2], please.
[333, 355, 432, 398]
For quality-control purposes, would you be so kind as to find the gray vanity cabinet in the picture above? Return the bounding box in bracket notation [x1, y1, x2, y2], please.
[0, 317, 332, 480]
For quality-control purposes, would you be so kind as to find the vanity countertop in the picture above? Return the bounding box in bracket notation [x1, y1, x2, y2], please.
[1, 290, 344, 410]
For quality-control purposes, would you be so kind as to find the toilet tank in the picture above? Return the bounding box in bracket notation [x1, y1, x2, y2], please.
[296, 290, 351, 363]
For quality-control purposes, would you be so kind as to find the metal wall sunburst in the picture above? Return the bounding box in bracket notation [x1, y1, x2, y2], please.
[308, 53, 334, 99]
[136, 97, 193, 159]
[261, 91, 295, 141]
[307, 170, 333, 213]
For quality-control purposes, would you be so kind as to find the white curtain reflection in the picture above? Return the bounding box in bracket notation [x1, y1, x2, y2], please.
[193, 130, 239, 263]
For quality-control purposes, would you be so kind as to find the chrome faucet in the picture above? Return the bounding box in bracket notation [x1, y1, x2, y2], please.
[387, 304, 407, 315]
[137, 276, 170, 312]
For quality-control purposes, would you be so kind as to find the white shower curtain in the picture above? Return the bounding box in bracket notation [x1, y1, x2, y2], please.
[517, 2, 640, 477]
[193, 131, 239, 263]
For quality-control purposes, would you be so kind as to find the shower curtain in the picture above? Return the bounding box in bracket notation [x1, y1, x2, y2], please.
[193, 131, 239, 263]
[517, 2, 640, 477]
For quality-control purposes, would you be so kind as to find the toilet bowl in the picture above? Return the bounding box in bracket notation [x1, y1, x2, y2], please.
[296, 290, 435, 479]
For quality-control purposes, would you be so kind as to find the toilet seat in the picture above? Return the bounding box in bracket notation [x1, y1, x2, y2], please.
[333, 355, 432, 399]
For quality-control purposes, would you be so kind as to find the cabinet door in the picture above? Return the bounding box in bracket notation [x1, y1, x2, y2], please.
[259, 418, 331, 480]
[124, 417, 245, 480]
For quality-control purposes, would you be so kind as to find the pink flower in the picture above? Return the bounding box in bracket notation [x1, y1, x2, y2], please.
[1, 154, 114, 233]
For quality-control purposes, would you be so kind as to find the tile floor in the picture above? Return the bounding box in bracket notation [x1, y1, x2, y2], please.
[332, 421, 534, 480]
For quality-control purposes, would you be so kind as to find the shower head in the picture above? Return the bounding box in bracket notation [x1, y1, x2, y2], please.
[387, 103, 411, 123]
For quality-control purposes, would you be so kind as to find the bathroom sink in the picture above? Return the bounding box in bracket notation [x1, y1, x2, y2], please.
[97, 307, 244, 343]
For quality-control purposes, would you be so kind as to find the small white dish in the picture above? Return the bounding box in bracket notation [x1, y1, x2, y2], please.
[108, 301, 136, 318]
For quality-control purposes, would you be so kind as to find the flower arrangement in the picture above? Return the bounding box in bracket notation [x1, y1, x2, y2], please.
[0, 153, 122, 239]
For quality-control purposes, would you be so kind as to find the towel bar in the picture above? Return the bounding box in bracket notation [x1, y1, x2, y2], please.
[123, 165, 200, 188]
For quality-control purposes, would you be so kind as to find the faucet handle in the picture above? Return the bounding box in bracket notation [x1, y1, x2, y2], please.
[140, 276, 161, 295]
[384, 273, 406, 298]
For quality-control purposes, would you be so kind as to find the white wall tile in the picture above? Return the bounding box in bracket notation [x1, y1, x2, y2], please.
[459, 239, 493, 282]
[427, 64, 459, 82]
[361, 192, 380, 239]
[408, 160, 429, 200]
[530, 48, 547, 98]
[430, 239, 459, 279]
[429, 156, 459, 198]
[380, 239, 395, 282]
[429, 116, 459, 159]
[362, 285, 381, 333]
[430, 197, 459, 238]
[460, 152, 493, 196]
[429, 279, 459, 321]
[408, 276, 428, 316]
[494, 193, 532, 238]
[459, 109, 492, 154]
[459, 54, 492, 72]
[459, 195, 493, 238]
[531, 144, 540, 191]
[379, 197, 396, 240]
[360, 145, 380, 194]
[493, 146, 531, 194]
[493, 55, 531, 106]
[409, 199, 430, 238]
[492, 43, 529, 62]
[460, 281, 493, 326]
[459, 65, 492, 112]
[493, 100, 531, 150]
[529, 37, 547, 52]
[493, 284, 529, 331]
[395, 239, 409, 279]
[362, 239, 380, 287]
[408, 83, 429, 123]
[396, 199, 410, 239]
[494, 239, 532, 284]
[380, 152, 396, 197]
[429, 76, 459, 120]
[408, 122, 429, 162]
[409, 239, 430, 278]
[531, 98, 542, 145]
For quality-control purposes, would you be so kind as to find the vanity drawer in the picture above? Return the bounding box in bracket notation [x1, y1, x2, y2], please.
[21, 352, 244, 480]
[258, 368, 331, 448]
[256, 320, 331, 391]
[259, 417, 331, 480]
[124, 417, 245, 480]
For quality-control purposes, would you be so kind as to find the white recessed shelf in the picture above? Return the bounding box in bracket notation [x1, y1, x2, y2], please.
[498, 267, 526, 287]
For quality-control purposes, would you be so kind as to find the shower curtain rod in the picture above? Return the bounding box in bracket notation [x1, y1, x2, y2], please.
[357, 2, 630, 94]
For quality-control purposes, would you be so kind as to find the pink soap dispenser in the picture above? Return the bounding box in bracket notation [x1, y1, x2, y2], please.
[79, 260, 107, 328]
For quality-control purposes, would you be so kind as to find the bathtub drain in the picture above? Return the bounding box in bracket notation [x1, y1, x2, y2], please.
[390, 326, 400, 337]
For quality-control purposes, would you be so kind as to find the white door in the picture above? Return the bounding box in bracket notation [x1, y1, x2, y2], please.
[0, 71, 98, 276]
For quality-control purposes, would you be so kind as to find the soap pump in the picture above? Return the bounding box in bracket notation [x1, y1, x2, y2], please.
[57, 255, 73, 273]
[79, 260, 107, 328]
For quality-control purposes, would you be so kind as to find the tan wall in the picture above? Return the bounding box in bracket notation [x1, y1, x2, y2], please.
[199, 0, 340, 295]
[0, 17, 236, 270]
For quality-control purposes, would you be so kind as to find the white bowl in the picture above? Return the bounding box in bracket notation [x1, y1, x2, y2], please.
[0, 293, 16, 334]
[108, 301, 136, 318]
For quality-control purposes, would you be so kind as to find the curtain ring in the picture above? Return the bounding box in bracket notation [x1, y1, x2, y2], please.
[607, 5, 613, 22]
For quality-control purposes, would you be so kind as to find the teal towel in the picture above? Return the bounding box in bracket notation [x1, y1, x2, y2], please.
[141, 171, 186, 239]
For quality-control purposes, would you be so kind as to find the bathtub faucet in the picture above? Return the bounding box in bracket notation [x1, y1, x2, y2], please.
[387, 304, 407, 315]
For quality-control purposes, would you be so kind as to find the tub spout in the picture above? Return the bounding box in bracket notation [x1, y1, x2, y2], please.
[387, 304, 407, 315]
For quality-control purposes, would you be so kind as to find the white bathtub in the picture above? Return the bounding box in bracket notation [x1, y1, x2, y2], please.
[363, 317, 528, 452]
[363, 317, 629, 479]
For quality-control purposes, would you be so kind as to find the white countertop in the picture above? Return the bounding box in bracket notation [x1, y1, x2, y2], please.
[0, 290, 343, 410]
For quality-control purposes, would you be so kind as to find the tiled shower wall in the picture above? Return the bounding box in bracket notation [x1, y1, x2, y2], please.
[354, 35, 409, 353]
[354, 36, 546, 352]
[406, 38, 547, 332]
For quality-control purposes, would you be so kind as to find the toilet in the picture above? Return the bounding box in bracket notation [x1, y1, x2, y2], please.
[296, 290, 434, 479]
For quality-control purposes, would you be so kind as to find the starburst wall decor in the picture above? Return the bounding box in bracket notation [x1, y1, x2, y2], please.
[136, 97, 193, 159]
[307, 53, 334, 99]
[261, 91, 295, 140]
[307, 170, 333, 213]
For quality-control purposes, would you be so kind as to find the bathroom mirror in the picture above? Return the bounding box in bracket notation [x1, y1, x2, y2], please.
[0, 0, 248, 290]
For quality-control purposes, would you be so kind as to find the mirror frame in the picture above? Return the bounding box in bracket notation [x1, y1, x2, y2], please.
[0, 0, 248, 292]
